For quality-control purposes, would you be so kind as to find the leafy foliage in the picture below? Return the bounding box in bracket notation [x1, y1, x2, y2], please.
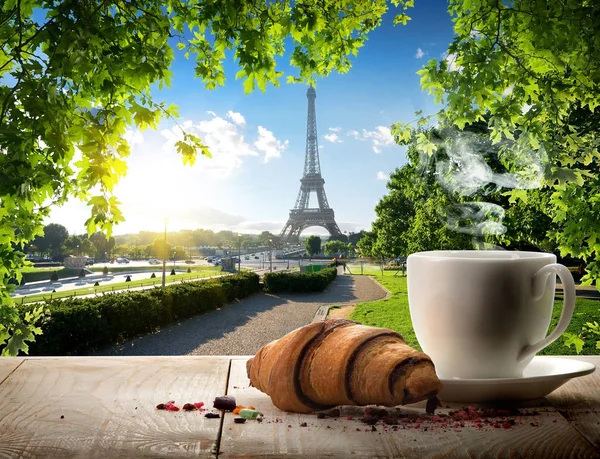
[323, 240, 348, 256]
[393, 0, 600, 287]
[263, 267, 337, 293]
[0, 0, 413, 354]
[305, 235, 322, 256]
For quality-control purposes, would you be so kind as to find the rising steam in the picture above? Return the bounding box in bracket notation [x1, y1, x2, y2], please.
[426, 128, 548, 240]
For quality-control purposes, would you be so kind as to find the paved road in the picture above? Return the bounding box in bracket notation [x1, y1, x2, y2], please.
[94, 272, 387, 356]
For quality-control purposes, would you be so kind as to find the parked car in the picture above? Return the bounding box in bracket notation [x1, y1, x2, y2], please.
[254, 256, 259, 259]
[116, 257, 130, 264]
[244, 256, 250, 260]
[213, 258, 222, 266]
[184, 260, 195, 264]
[148, 259, 161, 265]
[84, 257, 95, 265]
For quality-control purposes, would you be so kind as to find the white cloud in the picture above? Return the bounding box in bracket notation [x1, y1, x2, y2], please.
[226, 110, 246, 126]
[347, 126, 395, 153]
[324, 133, 342, 143]
[415, 48, 424, 59]
[123, 129, 144, 146]
[376, 171, 388, 181]
[254, 126, 289, 162]
[161, 111, 274, 177]
[328, 127, 341, 132]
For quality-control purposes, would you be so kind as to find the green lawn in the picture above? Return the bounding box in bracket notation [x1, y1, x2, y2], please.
[18, 268, 223, 304]
[349, 273, 600, 356]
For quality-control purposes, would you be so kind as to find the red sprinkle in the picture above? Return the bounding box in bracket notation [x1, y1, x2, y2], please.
[193, 402, 205, 410]
[502, 422, 512, 429]
[164, 402, 180, 412]
[346, 415, 353, 420]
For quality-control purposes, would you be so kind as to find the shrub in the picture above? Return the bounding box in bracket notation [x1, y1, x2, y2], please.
[103, 266, 109, 276]
[263, 267, 337, 293]
[51, 271, 59, 282]
[150, 272, 156, 278]
[23, 272, 260, 356]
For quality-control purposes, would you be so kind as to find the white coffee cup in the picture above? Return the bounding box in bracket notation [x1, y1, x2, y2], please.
[407, 250, 575, 379]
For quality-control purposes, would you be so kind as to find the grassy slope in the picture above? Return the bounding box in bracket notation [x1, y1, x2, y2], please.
[349, 273, 599, 356]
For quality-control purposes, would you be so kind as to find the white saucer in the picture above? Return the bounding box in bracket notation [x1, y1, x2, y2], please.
[438, 356, 595, 402]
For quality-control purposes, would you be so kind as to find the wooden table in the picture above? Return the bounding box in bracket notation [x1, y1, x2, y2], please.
[1, 356, 598, 458]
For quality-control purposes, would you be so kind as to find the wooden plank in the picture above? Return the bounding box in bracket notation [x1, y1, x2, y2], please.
[0, 356, 230, 458]
[545, 356, 600, 451]
[219, 359, 599, 458]
[0, 357, 23, 385]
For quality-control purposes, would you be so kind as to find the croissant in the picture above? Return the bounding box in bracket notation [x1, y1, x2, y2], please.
[246, 318, 441, 413]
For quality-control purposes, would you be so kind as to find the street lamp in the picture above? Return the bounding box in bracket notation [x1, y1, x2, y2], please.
[269, 239, 273, 272]
[162, 219, 167, 287]
[237, 234, 241, 273]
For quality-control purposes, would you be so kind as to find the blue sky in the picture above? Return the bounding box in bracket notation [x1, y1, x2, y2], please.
[51, 0, 455, 236]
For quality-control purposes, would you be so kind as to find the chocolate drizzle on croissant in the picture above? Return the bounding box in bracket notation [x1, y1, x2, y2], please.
[247, 319, 442, 413]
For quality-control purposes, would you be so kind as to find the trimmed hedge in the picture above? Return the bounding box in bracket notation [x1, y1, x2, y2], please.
[263, 267, 337, 293]
[22, 272, 260, 356]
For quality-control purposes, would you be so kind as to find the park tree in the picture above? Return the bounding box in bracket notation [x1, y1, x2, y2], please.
[0, 0, 411, 354]
[152, 239, 173, 260]
[356, 230, 376, 257]
[323, 240, 348, 256]
[394, 0, 600, 285]
[89, 232, 116, 261]
[32, 224, 69, 259]
[63, 234, 94, 257]
[305, 235, 322, 257]
[368, 123, 557, 257]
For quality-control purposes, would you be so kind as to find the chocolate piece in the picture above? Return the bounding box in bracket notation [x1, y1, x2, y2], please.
[182, 403, 197, 411]
[426, 396, 440, 415]
[156, 404, 166, 410]
[360, 417, 379, 425]
[234, 417, 247, 424]
[213, 396, 236, 411]
[365, 407, 388, 418]
[204, 412, 221, 419]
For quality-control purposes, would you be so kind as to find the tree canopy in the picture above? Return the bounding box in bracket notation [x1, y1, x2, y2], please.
[393, 0, 600, 285]
[363, 123, 557, 258]
[305, 235, 322, 256]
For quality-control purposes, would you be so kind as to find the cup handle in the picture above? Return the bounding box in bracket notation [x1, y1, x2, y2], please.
[518, 263, 576, 362]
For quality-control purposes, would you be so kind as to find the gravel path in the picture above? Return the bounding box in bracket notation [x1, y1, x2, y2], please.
[94, 273, 386, 356]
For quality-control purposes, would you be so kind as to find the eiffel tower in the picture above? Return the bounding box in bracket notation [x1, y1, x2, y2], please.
[280, 87, 342, 242]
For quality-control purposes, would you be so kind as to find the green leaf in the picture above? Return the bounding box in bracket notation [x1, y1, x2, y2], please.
[562, 333, 585, 354]
[393, 13, 411, 26]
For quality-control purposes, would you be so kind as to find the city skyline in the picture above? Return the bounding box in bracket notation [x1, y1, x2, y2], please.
[48, 0, 454, 237]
